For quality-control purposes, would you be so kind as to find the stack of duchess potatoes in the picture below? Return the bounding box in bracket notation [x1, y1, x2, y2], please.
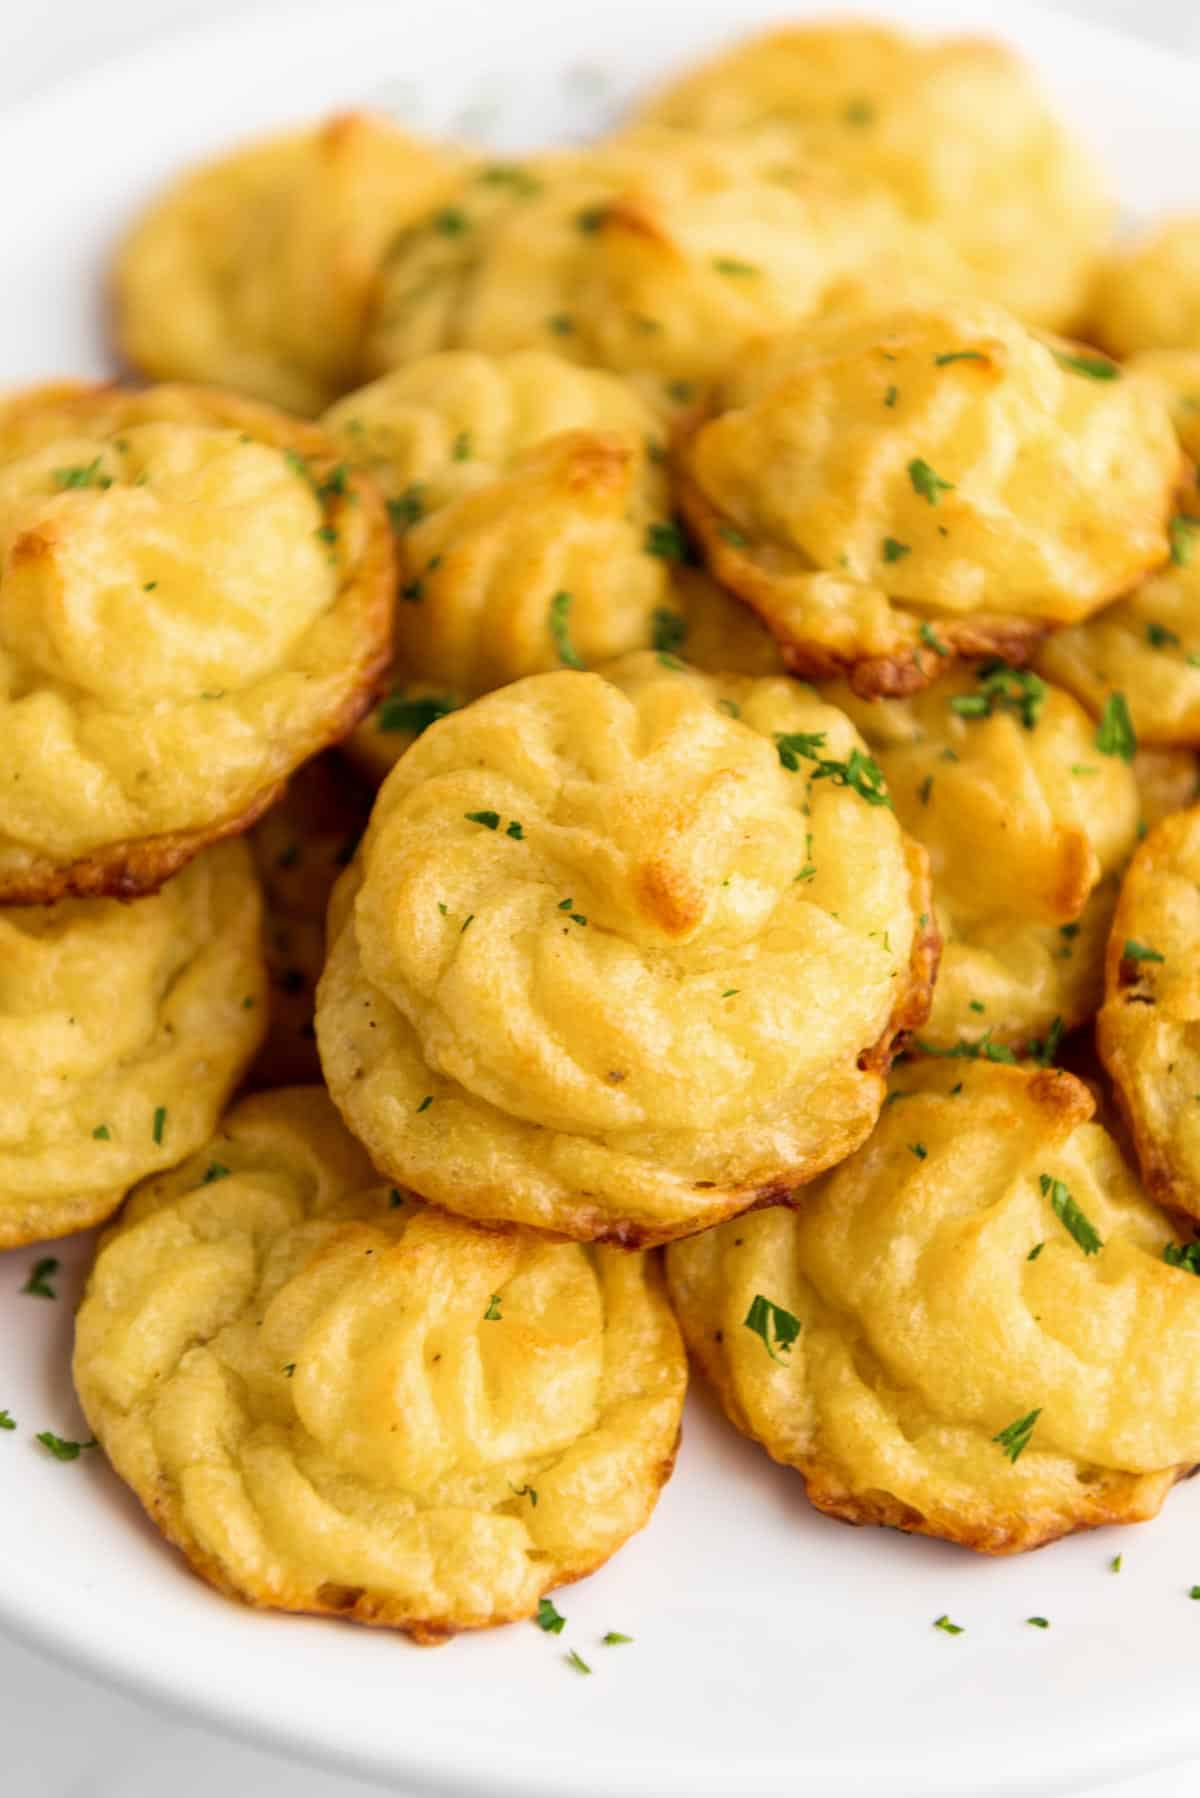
[7, 17, 1200, 1645]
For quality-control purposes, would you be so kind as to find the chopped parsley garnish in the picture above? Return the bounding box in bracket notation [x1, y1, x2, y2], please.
[603, 1631, 634, 1645]
[144, 581, 158, 592]
[377, 692, 458, 735]
[773, 733, 891, 808]
[933, 1615, 964, 1635]
[1027, 1617, 1050, 1629]
[1170, 516, 1200, 567]
[775, 732, 829, 771]
[576, 205, 608, 233]
[1029, 1017, 1064, 1067]
[744, 1294, 802, 1363]
[0, 1411, 14, 1431]
[666, 379, 694, 405]
[718, 698, 740, 718]
[992, 1407, 1041, 1463]
[919, 620, 949, 657]
[1111, 1555, 1123, 1573]
[934, 351, 987, 367]
[718, 523, 747, 547]
[1147, 621, 1182, 650]
[884, 384, 898, 408]
[1027, 1242, 1045, 1262]
[1164, 1240, 1200, 1275]
[417, 1096, 434, 1114]
[547, 313, 574, 336]
[460, 914, 475, 933]
[883, 537, 911, 563]
[54, 457, 111, 491]
[483, 1294, 502, 1320]
[1053, 349, 1119, 381]
[566, 1649, 592, 1675]
[914, 1030, 1017, 1064]
[908, 458, 954, 505]
[315, 524, 338, 547]
[433, 206, 469, 235]
[510, 1483, 538, 1506]
[645, 521, 688, 561]
[201, 1163, 231, 1184]
[1123, 939, 1164, 964]
[949, 662, 1046, 731]
[386, 485, 425, 532]
[651, 609, 687, 656]
[918, 774, 934, 806]
[283, 1363, 296, 1377]
[549, 590, 584, 669]
[465, 810, 501, 832]
[36, 1432, 95, 1462]
[908, 1142, 928, 1160]
[1040, 1173, 1102, 1255]
[536, 1598, 566, 1634]
[92, 1124, 111, 1141]
[1095, 692, 1136, 761]
[844, 98, 875, 126]
[712, 256, 758, 276]
[22, 1258, 58, 1300]
[452, 431, 472, 461]
[506, 820, 525, 840]
[721, 989, 739, 999]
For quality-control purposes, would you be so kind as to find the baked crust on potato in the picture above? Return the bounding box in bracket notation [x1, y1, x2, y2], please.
[0, 841, 265, 1249]
[832, 666, 1138, 1049]
[114, 113, 459, 414]
[0, 382, 393, 901]
[675, 302, 1181, 695]
[627, 23, 1112, 332]
[74, 1088, 686, 1641]
[1098, 807, 1200, 1219]
[667, 1060, 1199, 1554]
[317, 654, 936, 1244]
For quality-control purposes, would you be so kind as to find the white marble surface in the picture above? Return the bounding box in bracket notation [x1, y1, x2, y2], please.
[3, 3, 1200, 1794]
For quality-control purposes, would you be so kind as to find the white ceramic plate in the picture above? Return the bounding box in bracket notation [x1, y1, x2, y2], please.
[2, 3, 1199, 1794]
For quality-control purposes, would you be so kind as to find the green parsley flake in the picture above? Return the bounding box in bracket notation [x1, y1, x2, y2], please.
[909, 1142, 928, 1160]
[510, 1483, 538, 1506]
[201, 1163, 231, 1184]
[36, 1432, 95, 1462]
[1029, 1017, 1065, 1067]
[914, 1031, 1016, 1064]
[1170, 516, 1200, 567]
[92, 1124, 111, 1141]
[54, 458, 111, 491]
[773, 733, 891, 808]
[883, 537, 911, 563]
[0, 1410, 14, 1431]
[452, 431, 472, 461]
[377, 692, 458, 735]
[718, 523, 748, 547]
[1053, 349, 1119, 381]
[933, 1615, 964, 1635]
[1027, 1617, 1050, 1629]
[712, 257, 758, 276]
[645, 521, 688, 561]
[949, 662, 1046, 731]
[387, 485, 425, 532]
[506, 820, 525, 840]
[919, 620, 949, 657]
[465, 810, 501, 831]
[483, 1293, 502, 1320]
[1027, 1242, 1045, 1262]
[908, 458, 955, 505]
[1095, 692, 1136, 761]
[884, 384, 898, 408]
[718, 698, 740, 718]
[433, 206, 469, 236]
[934, 351, 987, 367]
[283, 1363, 296, 1378]
[844, 98, 875, 126]
[566, 1649, 593, 1675]
[651, 609, 687, 655]
[1123, 939, 1164, 964]
[918, 774, 934, 806]
[722, 989, 739, 999]
[1147, 621, 1182, 650]
[549, 590, 584, 669]
[1041, 1173, 1102, 1255]
[1111, 1554, 1123, 1572]
[536, 1598, 566, 1634]
[993, 1407, 1041, 1463]
[547, 313, 574, 336]
[1164, 1240, 1200, 1275]
[576, 205, 608, 233]
[22, 1258, 58, 1300]
[417, 1096, 434, 1115]
[744, 1293, 802, 1363]
[603, 1631, 634, 1645]
[1190, 1587, 1200, 1601]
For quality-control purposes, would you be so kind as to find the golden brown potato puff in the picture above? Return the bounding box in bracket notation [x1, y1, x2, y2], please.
[675, 301, 1181, 698]
[316, 654, 936, 1246]
[668, 1059, 1200, 1555]
[0, 842, 265, 1248]
[74, 1088, 686, 1641]
[0, 382, 393, 902]
[114, 112, 460, 414]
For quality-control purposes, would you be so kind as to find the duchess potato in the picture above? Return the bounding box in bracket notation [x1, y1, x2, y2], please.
[832, 666, 1138, 1050]
[676, 301, 1181, 697]
[249, 757, 372, 1088]
[0, 841, 265, 1249]
[1090, 218, 1200, 361]
[0, 382, 392, 901]
[627, 22, 1112, 333]
[73, 1088, 686, 1641]
[316, 654, 937, 1245]
[1134, 745, 1199, 830]
[363, 133, 968, 407]
[1098, 807, 1200, 1219]
[667, 1060, 1200, 1554]
[114, 113, 459, 414]
[324, 350, 672, 780]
